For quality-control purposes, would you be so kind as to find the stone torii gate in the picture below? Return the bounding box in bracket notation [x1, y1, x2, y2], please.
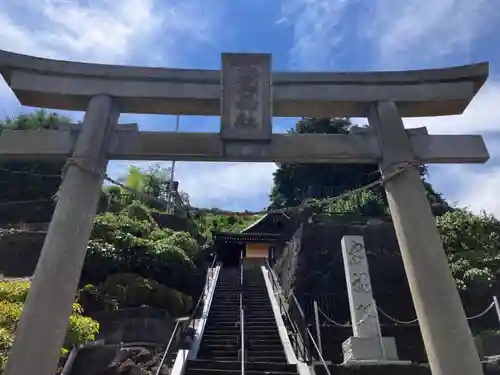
[0, 50, 490, 375]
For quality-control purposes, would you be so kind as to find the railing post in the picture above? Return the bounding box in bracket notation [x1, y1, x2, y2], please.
[494, 296, 500, 325]
[314, 300, 323, 357]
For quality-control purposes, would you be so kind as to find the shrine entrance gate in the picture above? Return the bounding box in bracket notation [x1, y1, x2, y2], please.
[0, 50, 490, 375]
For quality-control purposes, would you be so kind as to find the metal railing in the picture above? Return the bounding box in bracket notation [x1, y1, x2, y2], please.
[240, 251, 245, 375]
[265, 259, 310, 362]
[264, 259, 332, 375]
[155, 319, 182, 375]
[187, 254, 218, 339]
[154, 254, 218, 375]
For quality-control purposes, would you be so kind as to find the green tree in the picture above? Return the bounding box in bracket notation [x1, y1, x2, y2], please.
[270, 118, 380, 208]
[100, 165, 191, 215]
[438, 209, 500, 294]
[82, 208, 202, 297]
[269, 117, 452, 217]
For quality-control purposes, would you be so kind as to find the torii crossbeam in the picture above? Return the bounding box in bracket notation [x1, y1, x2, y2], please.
[0, 50, 489, 375]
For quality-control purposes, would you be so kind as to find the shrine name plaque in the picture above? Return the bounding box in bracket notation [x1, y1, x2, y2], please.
[221, 53, 272, 141]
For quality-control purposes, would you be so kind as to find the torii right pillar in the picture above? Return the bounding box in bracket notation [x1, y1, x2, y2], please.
[368, 101, 483, 375]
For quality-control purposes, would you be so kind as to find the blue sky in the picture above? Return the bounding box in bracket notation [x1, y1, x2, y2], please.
[1, 0, 500, 214]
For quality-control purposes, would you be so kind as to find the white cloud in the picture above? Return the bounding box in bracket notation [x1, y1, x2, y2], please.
[0, 0, 217, 65]
[403, 80, 500, 135]
[280, 0, 500, 70]
[455, 166, 500, 217]
[278, 0, 353, 69]
[107, 161, 277, 211]
[364, 0, 500, 68]
[177, 162, 277, 210]
[403, 79, 500, 217]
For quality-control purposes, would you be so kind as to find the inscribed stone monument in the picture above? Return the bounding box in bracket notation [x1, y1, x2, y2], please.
[341, 235, 399, 363]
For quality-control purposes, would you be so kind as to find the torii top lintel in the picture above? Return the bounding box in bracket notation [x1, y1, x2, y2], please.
[0, 50, 488, 118]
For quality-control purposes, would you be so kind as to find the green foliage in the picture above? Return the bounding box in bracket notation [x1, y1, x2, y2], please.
[327, 190, 388, 216]
[269, 117, 452, 217]
[127, 201, 154, 221]
[89, 273, 192, 317]
[0, 302, 22, 329]
[83, 208, 200, 296]
[65, 306, 99, 348]
[269, 118, 381, 209]
[423, 181, 453, 216]
[0, 109, 69, 131]
[438, 209, 500, 293]
[155, 231, 199, 259]
[193, 212, 259, 244]
[0, 282, 30, 303]
[0, 281, 99, 372]
[118, 165, 175, 210]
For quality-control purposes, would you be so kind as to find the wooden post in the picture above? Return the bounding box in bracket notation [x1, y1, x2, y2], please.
[4, 95, 119, 375]
[368, 101, 483, 375]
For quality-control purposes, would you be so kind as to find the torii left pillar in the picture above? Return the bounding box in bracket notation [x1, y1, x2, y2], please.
[4, 95, 119, 375]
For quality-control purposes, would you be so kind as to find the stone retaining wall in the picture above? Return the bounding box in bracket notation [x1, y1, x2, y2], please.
[0, 229, 45, 277]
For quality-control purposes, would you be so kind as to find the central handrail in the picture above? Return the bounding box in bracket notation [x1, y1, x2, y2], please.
[154, 254, 218, 375]
[264, 259, 332, 375]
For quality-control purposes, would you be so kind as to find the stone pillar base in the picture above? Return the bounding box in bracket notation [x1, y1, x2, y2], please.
[342, 336, 405, 363]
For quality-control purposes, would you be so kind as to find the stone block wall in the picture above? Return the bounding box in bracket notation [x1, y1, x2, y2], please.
[273, 216, 425, 363]
[91, 307, 176, 345]
[0, 229, 45, 277]
[274, 215, 500, 364]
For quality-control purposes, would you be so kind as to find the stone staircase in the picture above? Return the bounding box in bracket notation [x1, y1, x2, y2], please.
[184, 267, 298, 375]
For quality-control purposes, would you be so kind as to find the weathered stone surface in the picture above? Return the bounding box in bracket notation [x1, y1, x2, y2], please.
[112, 358, 143, 375]
[0, 229, 45, 277]
[341, 235, 380, 338]
[91, 307, 175, 345]
[342, 336, 399, 362]
[221, 53, 271, 141]
[273, 218, 499, 364]
[71, 345, 165, 375]
[0, 49, 488, 117]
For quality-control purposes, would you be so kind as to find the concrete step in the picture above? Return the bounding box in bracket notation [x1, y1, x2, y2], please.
[201, 343, 283, 352]
[205, 321, 277, 328]
[186, 369, 294, 375]
[187, 359, 298, 373]
[203, 332, 281, 341]
[246, 351, 286, 358]
[247, 354, 287, 363]
[202, 337, 282, 346]
[205, 326, 279, 333]
[206, 319, 277, 326]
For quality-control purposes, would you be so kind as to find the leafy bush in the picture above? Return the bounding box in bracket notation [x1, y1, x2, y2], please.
[127, 201, 154, 222]
[82, 274, 192, 317]
[161, 231, 200, 259]
[0, 282, 29, 304]
[327, 190, 387, 216]
[0, 281, 99, 373]
[0, 302, 22, 330]
[437, 209, 500, 293]
[66, 312, 100, 348]
[83, 210, 200, 296]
